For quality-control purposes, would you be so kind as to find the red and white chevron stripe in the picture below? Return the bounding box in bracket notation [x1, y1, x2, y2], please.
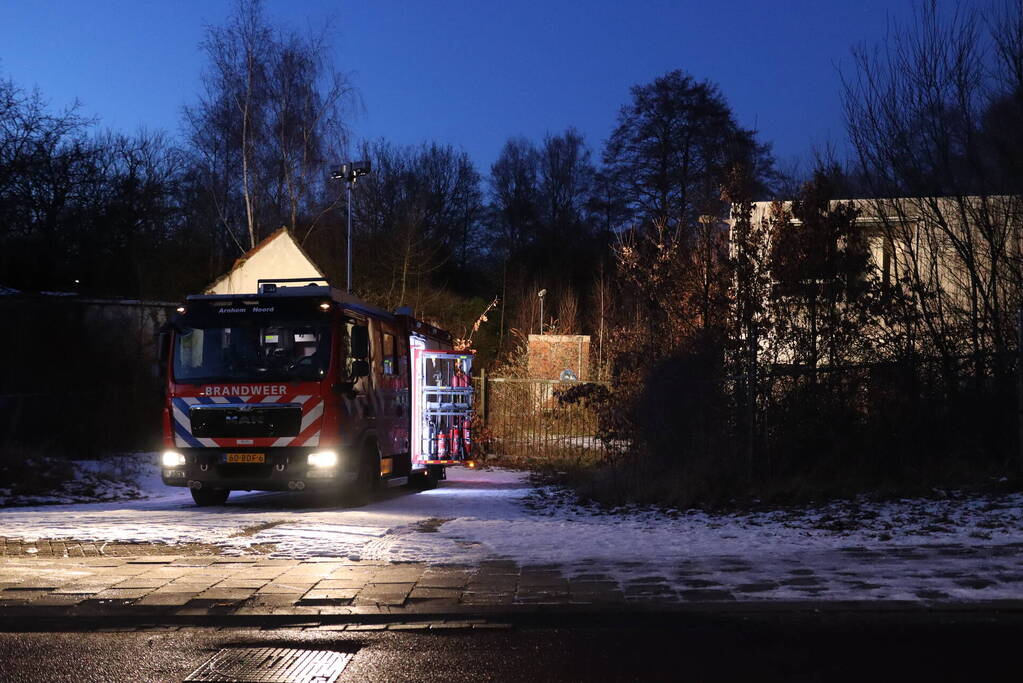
[172, 392, 323, 449]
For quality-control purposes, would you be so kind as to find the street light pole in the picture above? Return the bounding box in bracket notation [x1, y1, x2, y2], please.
[538, 289, 547, 334]
[330, 160, 372, 294]
[346, 180, 353, 293]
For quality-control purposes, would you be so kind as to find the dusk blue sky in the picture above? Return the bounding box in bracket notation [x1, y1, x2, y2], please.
[1, 1, 934, 175]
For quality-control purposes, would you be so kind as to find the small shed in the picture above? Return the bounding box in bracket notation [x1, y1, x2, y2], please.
[527, 334, 591, 381]
[206, 228, 325, 295]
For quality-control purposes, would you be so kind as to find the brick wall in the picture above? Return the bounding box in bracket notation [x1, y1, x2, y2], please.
[527, 334, 590, 380]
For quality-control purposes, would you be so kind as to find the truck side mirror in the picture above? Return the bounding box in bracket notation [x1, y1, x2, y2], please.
[351, 325, 369, 359]
[351, 359, 370, 378]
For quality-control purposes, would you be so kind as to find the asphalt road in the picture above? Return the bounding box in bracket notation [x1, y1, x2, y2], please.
[0, 611, 1020, 682]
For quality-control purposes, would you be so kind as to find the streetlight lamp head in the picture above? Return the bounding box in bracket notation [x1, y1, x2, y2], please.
[330, 160, 373, 183]
[538, 289, 547, 298]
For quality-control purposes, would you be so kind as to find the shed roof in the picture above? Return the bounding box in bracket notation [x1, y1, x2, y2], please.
[205, 228, 326, 295]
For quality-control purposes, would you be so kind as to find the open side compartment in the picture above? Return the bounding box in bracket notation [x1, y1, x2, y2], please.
[411, 350, 473, 467]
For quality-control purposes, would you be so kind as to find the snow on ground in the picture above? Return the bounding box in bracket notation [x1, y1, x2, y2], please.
[0, 454, 166, 507]
[1, 457, 1022, 601]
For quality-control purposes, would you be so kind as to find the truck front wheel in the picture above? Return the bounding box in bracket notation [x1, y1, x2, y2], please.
[191, 488, 230, 506]
[338, 444, 380, 506]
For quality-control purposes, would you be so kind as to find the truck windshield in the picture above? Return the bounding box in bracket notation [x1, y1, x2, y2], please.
[173, 322, 332, 384]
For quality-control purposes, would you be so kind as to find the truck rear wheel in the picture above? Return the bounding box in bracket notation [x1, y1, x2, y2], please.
[191, 487, 230, 506]
[409, 465, 443, 491]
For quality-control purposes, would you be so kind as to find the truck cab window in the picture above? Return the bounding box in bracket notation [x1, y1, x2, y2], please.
[172, 323, 331, 383]
[344, 321, 370, 380]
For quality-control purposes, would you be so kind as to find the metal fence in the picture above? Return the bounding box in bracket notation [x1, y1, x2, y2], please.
[477, 375, 608, 459]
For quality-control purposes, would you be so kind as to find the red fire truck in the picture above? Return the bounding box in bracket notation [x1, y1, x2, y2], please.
[158, 278, 473, 506]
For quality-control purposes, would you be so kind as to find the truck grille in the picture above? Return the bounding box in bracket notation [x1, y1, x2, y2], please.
[189, 404, 303, 438]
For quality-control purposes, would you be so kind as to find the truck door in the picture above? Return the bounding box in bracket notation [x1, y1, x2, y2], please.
[411, 349, 474, 467]
[338, 318, 373, 439]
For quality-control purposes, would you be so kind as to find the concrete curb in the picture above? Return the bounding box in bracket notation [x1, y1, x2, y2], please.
[3, 600, 1023, 632]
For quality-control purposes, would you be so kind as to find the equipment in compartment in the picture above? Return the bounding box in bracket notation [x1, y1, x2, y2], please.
[416, 352, 473, 465]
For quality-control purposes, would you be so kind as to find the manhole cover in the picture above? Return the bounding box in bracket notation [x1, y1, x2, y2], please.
[184, 648, 353, 683]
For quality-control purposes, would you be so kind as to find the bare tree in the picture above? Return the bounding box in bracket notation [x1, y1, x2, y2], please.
[488, 137, 541, 258]
[344, 140, 484, 311]
[556, 290, 580, 334]
[722, 165, 772, 476]
[843, 0, 1023, 379]
[266, 31, 356, 244]
[538, 128, 595, 244]
[766, 173, 873, 374]
[185, 0, 355, 251]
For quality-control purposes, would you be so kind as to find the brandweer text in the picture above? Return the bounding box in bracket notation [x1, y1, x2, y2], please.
[203, 385, 288, 396]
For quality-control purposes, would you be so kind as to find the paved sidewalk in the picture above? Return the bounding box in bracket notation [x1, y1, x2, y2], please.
[2, 538, 1023, 624]
[0, 552, 600, 618]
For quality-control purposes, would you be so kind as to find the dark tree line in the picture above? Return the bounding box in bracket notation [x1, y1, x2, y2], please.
[0, 52, 770, 366]
[0, 79, 186, 298]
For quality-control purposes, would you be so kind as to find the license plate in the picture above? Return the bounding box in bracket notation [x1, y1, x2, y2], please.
[226, 453, 265, 463]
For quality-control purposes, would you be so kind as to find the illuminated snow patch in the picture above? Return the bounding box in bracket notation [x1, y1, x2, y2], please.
[2, 462, 1023, 601]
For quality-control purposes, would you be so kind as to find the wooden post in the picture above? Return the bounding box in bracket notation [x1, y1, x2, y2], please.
[479, 367, 488, 425]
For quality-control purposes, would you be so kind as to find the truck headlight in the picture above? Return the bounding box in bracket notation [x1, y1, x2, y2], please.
[307, 451, 338, 468]
[162, 451, 186, 468]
